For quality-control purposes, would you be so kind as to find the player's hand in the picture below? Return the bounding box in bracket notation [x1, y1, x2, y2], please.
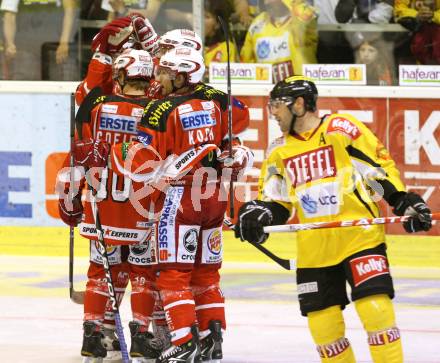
[218, 143, 254, 181]
[91, 16, 133, 54]
[235, 201, 273, 244]
[58, 193, 83, 227]
[72, 138, 110, 168]
[131, 15, 159, 53]
[393, 192, 432, 233]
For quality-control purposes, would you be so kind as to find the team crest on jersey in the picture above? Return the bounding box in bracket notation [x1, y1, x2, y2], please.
[180, 110, 216, 130]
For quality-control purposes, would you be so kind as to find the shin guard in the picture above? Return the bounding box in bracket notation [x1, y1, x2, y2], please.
[355, 294, 403, 363]
[308, 306, 356, 362]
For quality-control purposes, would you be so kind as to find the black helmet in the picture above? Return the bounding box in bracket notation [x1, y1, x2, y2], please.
[270, 76, 318, 112]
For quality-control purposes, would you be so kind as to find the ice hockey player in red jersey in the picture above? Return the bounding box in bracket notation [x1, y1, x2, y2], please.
[59, 48, 167, 362]
[75, 14, 160, 105]
[108, 47, 252, 363]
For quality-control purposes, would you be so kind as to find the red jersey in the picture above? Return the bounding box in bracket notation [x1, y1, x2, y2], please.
[111, 83, 249, 181]
[78, 93, 158, 245]
[75, 53, 114, 106]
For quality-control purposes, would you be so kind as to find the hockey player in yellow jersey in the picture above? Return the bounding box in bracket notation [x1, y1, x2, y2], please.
[240, 0, 318, 83]
[235, 76, 433, 362]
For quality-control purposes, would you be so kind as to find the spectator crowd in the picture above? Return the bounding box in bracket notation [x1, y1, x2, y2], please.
[1, 0, 439, 84]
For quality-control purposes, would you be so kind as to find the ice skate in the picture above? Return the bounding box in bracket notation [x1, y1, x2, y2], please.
[101, 324, 122, 362]
[81, 321, 107, 362]
[156, 335, 200, 363]
[199, 320, 222, 363]
[129, 321, 161, 363]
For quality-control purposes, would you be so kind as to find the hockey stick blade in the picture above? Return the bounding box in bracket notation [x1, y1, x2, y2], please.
[223, 219, 296, 271]
[263, 213, 440, 233]
[71, 290, 85, 304]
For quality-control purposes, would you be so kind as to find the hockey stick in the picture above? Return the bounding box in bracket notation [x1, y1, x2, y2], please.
[263, 213, 440, 233]
[223, 218, 296, 271]
[69, 93, 85, 305]
[218, 16, 235, 219]
[76, 97, 130, 363]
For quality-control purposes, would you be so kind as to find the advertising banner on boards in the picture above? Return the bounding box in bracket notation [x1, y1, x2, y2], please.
[0, 90, 438, 235]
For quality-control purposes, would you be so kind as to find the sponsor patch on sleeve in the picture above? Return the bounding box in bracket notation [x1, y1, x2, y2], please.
[327, 117, 361, 140]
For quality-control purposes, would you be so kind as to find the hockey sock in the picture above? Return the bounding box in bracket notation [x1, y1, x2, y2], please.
[308, 306, 356, 362]
[191, 266, 225, 338]
[355, 294, 403, 363]
[156, 269, 197, 346]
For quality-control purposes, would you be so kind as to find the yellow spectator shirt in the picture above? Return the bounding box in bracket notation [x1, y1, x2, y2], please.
[258, 114, 406, 268]
[240, 1, 318, 83]
[204, 41, 238, 69]
[395, 0, 440, 25]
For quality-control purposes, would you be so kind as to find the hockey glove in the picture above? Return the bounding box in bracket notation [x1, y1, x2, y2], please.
[235, 201, 273, 244]
[58, 193, 83, 227]
[91, 16, 133, 54]
[131, 15, 159, 53]
[218, 140, 254, 182]
[392, 192, 432, 233]
[72, 138, 110, 168]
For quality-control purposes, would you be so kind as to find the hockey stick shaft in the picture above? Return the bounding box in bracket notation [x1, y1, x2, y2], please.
[218, 16, 235, 219]
[69, 93, 85, 304]
[263, 213, 440, 233]
[76, 99, 129, 363]
[223, 219, 295, 270]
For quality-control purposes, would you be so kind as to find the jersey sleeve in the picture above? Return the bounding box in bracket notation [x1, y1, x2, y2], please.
[258, 146, 293, 214]
[231, 97, 250, 137]
[328, 114, 406, 205]
[75, 53, 114, 105]
[239, 28, 256, 63]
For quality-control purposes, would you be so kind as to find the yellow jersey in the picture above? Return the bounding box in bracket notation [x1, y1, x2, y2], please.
[204, 41, 238, 69]
[258, 113, 406, 268]
[394, 0, 440, 25]
[240, 0, 318, 83]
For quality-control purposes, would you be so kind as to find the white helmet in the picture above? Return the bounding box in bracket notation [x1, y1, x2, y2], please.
[158, 47, 205, 84]
[158, 29, 203, 53]
[113, 49, 154, 81]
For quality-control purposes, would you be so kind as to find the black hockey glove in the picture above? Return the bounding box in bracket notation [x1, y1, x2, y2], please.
[235, 200, 289, 244]
[392, 192, 432, 233]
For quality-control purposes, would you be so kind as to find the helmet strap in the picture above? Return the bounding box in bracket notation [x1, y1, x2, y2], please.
[288, 101, 307, 135]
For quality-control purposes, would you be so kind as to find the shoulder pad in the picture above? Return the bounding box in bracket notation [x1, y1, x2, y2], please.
[193, 84, 228, 111]
[326, 114, 362, 140]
